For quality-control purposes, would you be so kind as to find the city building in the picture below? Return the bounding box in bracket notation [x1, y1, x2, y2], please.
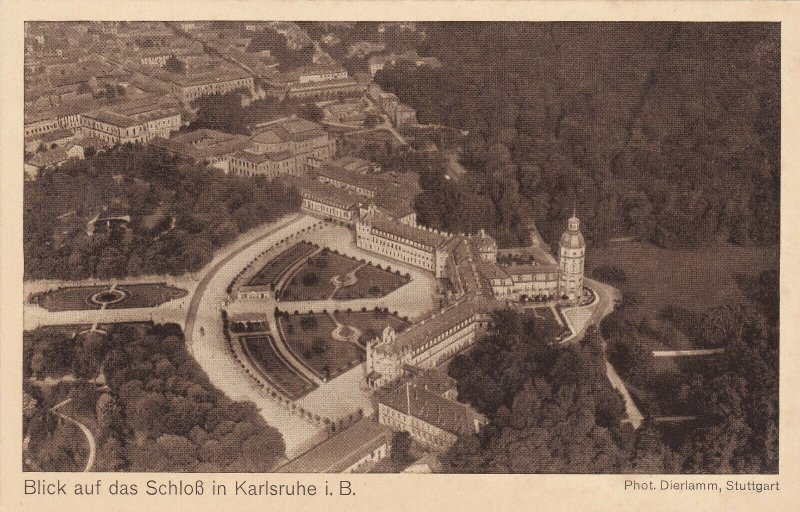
[228, 150, 299, 179]
[367, 85, 418, 126]
[367, 50, 442, 77]
[24, 127, 75, 153]
[315, 165, 381, 198]
[376, 369, 487, 450]
[322, 101, 369, 125]
[24, 142, 84, 179]
[77, 96, 182, 144]
[278, 418, 392, 473]
[250, 117, 335, 159]
[330, 156, 382, 174]
[281, 175, 363, 223]
[229, 117, 337, 178]
[148, 129, 252, 173]
[160, 68, 254, 102]
[264, 65, 364, 100]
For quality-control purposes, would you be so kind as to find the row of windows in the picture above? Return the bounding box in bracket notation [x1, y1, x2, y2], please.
[302, 199, 352, 220]
[358, 235, 434, 271]
[380, 413, 453, 449]
[412, 326, 476, 365]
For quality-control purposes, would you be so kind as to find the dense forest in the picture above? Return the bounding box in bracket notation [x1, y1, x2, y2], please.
[375, 22, 779, 249]
[24, 145, 301, 280]
[23, 323, 286, 472]
[604, 267, 778, 472]
[444, 267, 778, 473]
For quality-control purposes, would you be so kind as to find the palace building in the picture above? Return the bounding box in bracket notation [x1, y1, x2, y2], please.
[361, 212, 585, 446]
[366, 301, 490, 388]
[375, 369, 487, 450]
[77, 96, 182, 145]
[229, 118, 336, 178]
[355, 207, 454, 278]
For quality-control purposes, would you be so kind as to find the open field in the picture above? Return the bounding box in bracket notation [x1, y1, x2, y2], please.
[278, 314, 364, 381]
[247, 241, 318, 287]
[586, 241, 778, 320]
[240, 334, 317, 400]
[333, 265, 410, 300]
[280, 249, 362, 301]
[594, 242, 777, 417]
[334, 310, 411, 347]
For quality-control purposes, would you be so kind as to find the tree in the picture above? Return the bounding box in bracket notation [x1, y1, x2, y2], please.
[164, 55, 186, 74]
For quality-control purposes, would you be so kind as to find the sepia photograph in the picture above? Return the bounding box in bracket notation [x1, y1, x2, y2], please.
[16, 17, 780, 479]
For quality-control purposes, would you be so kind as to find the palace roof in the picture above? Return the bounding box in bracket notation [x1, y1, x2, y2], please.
[379, 300, 483, 357]
[377, 374, 485, 437]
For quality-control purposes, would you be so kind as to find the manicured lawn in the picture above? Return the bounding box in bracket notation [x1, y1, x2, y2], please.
[33, 283, 187, 311]
[278, 314, 364, 381]
[333, 265, 410, 300]
[33, 286, 106, 311]
[248, 242, 318, 287]
[279, 249, 362, 301]
[334, 311, 411, 347]
[240, 334, 317, 400]
[106, 283, 187, 309]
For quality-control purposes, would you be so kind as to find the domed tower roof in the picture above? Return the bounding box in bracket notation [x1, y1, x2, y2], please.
[560, 210, 585, 249]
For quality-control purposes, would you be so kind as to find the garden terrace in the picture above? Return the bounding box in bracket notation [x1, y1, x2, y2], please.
[247, 241, 318, 287]
[240, 334, 317, 401]
[277, 313, 364, 381]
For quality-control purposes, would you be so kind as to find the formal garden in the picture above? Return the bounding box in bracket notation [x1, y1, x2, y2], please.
[278, 248, 362, 301]
[332, 264, 411, 300]
[333, 309, 411, 347]
[246, 241, 318, 287]
[240, 334, 317, 401]
[277, 312, 365, 381]
[32, 283, 187, 312]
